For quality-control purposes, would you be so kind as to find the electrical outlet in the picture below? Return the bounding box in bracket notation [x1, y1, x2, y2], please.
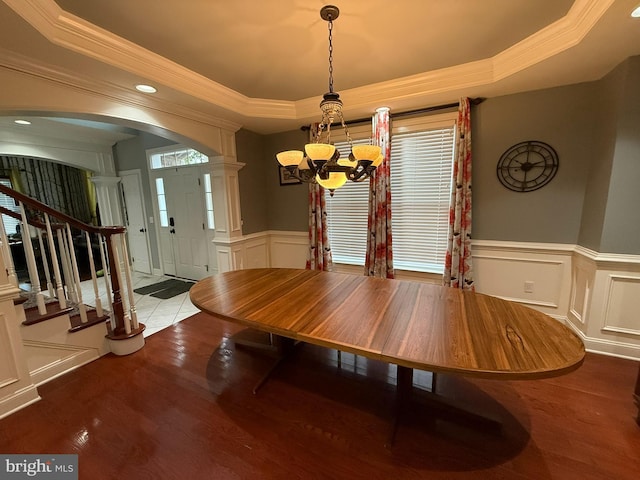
[524, 281, 534, 293]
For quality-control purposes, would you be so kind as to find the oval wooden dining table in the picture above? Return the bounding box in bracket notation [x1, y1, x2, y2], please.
[190, 268, 585, 438]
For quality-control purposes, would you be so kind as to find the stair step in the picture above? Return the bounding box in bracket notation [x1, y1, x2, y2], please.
[69, 308, 110, 333]
[13, 294, 29, 306]
[23, 302, 74, 326]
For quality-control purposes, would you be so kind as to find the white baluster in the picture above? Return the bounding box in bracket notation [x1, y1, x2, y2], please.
[65, 224, 87, 323]
[36, 229, 54, 298]
[18, 202, 45, 315]
[44, 216, 66, 309]
[58, 229, 77, 304]
[98, 235, 115, 331]
[119, 233, 138, 330]
[84, 231, 103, 317]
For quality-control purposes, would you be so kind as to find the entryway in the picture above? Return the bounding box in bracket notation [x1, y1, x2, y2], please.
[151, 165, 211, 280]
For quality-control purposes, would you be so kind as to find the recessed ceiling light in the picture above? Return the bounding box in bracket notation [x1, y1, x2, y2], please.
[14, 119, 31, 125]
[632, 6, 640, 17]
[135, 84, 157, 93]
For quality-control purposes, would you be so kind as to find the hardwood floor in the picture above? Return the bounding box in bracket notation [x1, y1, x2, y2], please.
[1, 311, 639, 479]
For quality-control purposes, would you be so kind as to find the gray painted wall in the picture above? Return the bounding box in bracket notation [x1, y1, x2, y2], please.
[599, 57, 640, 254]
[264, 128, 309, 232]
[472, 82, 597, 245]
[236, 129, 268, 234]
[577, 63, 621, 252]
[113, 132, 176, 270]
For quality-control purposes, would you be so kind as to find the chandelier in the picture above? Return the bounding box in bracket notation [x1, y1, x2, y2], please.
[276, 5, 382, 192]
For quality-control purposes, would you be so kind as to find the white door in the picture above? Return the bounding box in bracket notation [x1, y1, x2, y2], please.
[119, 171, 152, 274]
[154, 167, 208, 280]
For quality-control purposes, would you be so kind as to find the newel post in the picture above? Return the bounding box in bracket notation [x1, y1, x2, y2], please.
[102, 227, 145, 355]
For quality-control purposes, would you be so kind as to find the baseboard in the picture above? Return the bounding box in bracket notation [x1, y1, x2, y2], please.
[564, 320, 640, 361]
[0, 384, 40, 420]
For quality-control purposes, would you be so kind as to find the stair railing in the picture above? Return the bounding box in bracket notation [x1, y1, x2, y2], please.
[0, 185, 144, 345]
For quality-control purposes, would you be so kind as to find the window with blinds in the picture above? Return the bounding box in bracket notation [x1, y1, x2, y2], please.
[390, 122, 455, 273]
[325, 138, 371, 265]
[325, 113, 456, 274]
[0, 178, 20, 236]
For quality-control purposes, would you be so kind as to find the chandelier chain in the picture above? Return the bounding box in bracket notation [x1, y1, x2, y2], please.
[327, 16, 334, 93]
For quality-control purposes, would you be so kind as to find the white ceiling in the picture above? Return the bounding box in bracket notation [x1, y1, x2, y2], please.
[1, 0, 640, 141]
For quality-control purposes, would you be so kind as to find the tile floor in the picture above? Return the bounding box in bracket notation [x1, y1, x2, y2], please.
[79, 271, 200, 337]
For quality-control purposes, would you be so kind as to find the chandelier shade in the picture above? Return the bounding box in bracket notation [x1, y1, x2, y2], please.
[276, 150, 304, 167]
[316, 172, 348, 190]
[275, 5, 382, 192]
[305, 143, 336, 161]
[352, 145, 382, 161]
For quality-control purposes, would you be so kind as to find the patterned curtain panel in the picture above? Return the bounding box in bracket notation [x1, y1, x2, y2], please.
[443, 98, 474, 290]
[364, 107, 394, 279]
[305, 123, 333, 271]
[0, 155, 92, 223]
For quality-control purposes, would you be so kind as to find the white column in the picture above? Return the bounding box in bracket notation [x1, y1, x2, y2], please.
[91, 176, 123, 226]
[209, 157, 245, 273]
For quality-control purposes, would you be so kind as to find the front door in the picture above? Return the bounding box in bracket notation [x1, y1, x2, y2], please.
[154, 167, 208, 280]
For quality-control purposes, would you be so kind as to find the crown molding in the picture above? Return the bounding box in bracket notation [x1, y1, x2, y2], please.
[2, 0, 614, 124]
[493, 0, 615, 80]
[0, 48, 242, 133]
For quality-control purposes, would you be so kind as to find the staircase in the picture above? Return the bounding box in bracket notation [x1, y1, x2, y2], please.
[0, 184, 146, 387]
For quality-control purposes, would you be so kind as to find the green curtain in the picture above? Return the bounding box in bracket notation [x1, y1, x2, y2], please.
[84, 170, 98, 225]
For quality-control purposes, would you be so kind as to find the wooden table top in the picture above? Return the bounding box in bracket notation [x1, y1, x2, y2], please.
[189, 268, 585, 380]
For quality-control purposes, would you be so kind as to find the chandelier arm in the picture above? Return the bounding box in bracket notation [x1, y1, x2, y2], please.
[347, 162, 376, 182]
[284, 165, 318, 184]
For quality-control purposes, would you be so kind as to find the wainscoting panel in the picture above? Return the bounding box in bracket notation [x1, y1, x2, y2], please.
[569, 259, 592, 327]
[244, 237, 270, 269]
[0, 312, 19, 388]
[269, 232, 308, 269]
[602, 275, 640, 337]
[23, 341, 100, 387]
[570, 248, 640, 360]
[0, 288, 40, 419]
[471, 241, 573, 318]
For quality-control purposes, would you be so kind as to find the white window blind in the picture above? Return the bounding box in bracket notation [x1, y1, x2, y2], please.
[325, 138, 371, 265]
[325, 124, 373, 266]
[325, 113, 456, 274]
[390, 124, 454, 273]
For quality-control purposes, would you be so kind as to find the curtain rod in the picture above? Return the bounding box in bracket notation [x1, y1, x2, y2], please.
[301, 97, 485, 130]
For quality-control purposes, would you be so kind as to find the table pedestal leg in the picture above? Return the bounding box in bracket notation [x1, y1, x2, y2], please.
[388, 366, 502, 446]
[233, 328, 280, 353]
[243, 334, 296, 395]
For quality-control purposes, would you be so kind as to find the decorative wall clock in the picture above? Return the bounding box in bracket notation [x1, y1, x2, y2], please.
[496, 141, 559, 192]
